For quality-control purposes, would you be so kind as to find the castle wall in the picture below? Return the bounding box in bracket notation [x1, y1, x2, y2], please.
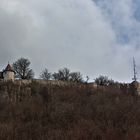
[14, 79, 85, 87]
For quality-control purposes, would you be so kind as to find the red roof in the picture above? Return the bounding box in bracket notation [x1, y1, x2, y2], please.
[3, 64, 15, 73]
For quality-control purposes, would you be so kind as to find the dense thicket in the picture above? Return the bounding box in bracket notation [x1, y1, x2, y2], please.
[0, 82, 139, 140]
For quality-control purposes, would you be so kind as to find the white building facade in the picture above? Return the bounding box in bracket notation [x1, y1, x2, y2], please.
[0, 64, 15, 81]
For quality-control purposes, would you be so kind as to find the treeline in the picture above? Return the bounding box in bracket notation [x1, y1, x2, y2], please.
[40, 68, 84, 83]
[13, 57, 119, 85]
[13, 58, 85, 83]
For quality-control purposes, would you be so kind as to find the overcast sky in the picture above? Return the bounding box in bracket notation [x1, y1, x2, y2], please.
[0, 0, 140, 82]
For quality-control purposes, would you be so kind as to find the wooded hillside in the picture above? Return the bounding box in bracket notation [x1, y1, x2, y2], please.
[0, 82, 139, 140]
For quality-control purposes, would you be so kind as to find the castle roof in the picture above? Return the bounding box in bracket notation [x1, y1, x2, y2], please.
[3, 64, 15, 73]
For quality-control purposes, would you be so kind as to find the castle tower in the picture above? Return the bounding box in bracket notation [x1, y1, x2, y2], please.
[3, 63, 15, 81]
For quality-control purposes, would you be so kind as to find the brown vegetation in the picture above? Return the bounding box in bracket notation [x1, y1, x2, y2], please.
[0, 81, 139, 140]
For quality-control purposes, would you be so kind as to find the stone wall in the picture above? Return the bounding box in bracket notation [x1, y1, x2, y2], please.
[14, 79, 86, 87]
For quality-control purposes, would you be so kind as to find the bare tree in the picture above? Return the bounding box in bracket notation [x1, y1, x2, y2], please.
[52, 68, 70, 81]
[13, 58, 34, 79]
[52, 68, 84, 83]
[52, 72, 60, 80]
[40, 68, 51, 80]
[95, 75, 114, 86]
[69, 72, 84, 83]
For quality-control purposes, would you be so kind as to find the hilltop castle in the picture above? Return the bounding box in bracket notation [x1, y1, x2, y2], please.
[0, 63, 15, 81]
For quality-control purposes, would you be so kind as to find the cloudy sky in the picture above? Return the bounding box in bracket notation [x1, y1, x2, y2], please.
[0, 0, 140, 82]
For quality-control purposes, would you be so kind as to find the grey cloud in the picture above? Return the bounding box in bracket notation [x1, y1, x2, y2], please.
[0, 0, 139, 82]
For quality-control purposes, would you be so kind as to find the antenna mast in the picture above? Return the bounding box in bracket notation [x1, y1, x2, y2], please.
[132, 57, 137, 82]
